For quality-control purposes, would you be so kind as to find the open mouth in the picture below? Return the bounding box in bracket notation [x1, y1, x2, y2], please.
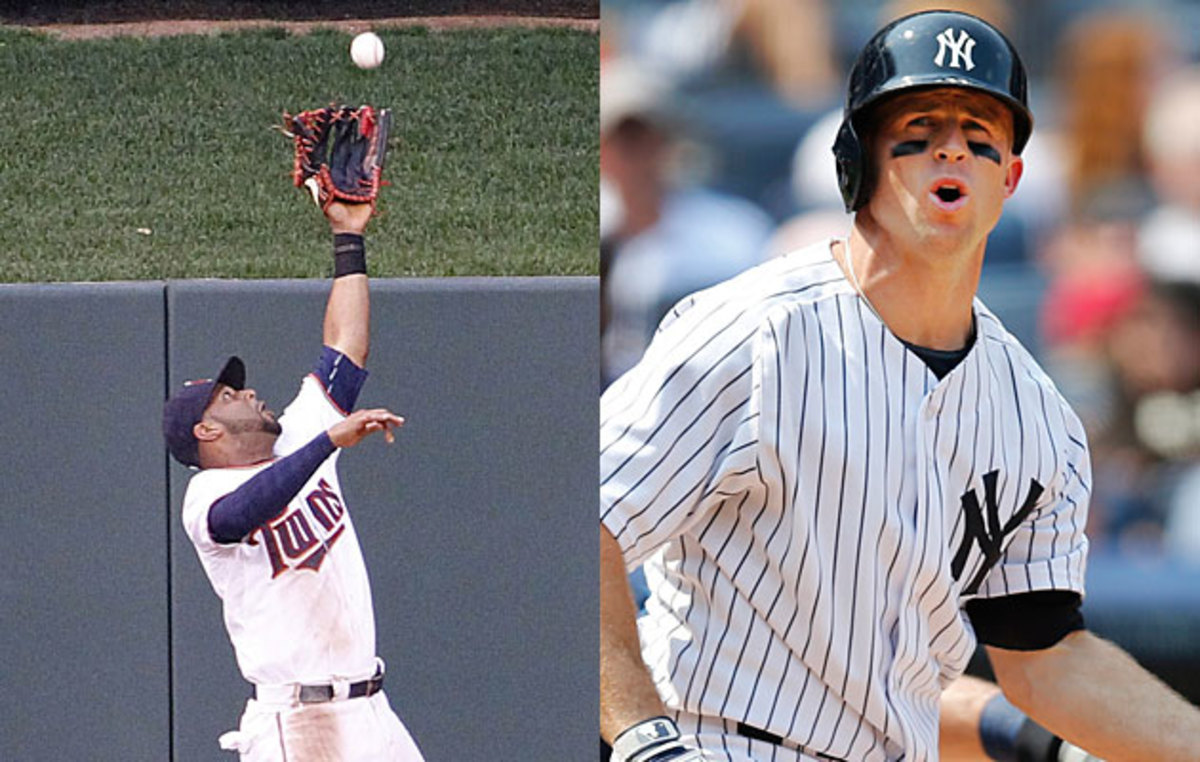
[930, 179, 968, 209]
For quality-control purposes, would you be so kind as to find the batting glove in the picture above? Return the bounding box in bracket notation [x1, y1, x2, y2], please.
[1056, 741, 1104, 762]
[611, 717, 705, 762]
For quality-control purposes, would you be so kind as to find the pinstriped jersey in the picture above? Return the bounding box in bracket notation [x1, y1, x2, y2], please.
[600, 238, 1091, 762]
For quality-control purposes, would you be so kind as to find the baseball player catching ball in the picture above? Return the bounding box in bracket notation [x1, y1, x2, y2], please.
[163, 106, 423, 761]
[600, 10, 1200, 762]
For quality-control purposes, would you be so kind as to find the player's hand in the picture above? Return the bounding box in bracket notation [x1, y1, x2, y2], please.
[611, 717, 705, 762]
[325, 200, 373, 235]
[327, 408, 404, 448]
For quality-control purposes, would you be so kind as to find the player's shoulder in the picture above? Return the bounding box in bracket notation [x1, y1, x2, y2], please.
[278, 373, 342, 430]
[184, 462, 268, 500]
[659, 237, 847, 334]
[974, 301, 1048, 381]
[974, 300, 1088, 442]
[180, 462, 268, 541]
[608, 240, 846, 399]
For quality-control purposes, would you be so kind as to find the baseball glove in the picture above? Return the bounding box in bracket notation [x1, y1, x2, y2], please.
[283, 104, 391, 212]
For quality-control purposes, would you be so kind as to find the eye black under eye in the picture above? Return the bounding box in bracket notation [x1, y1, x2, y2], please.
[892, 140, 928, 158]
[968, 142, 1002, 164]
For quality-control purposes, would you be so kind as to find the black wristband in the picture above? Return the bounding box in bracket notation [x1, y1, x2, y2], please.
[333, 233, 367, 277]
[979, 692, 1062, 762]
[1015, 718, 1061, 762]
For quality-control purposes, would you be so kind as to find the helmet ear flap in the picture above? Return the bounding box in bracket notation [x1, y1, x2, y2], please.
[833, 118, 867, 213]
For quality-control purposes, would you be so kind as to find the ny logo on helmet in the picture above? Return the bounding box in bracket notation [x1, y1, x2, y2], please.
[934, 27, 976, 71]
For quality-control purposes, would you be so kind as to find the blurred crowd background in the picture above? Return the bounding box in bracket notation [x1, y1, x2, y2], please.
[601, 0, 1200, 567]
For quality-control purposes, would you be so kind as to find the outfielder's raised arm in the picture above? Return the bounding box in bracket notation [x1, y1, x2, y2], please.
[283, 105, 392, 370]
[322, 201, 372, 369]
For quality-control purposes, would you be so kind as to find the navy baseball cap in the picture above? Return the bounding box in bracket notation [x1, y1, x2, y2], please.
[162, 356, 246, 468]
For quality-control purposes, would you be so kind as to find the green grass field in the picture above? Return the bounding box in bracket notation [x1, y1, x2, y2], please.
[0, 25, 597, 281]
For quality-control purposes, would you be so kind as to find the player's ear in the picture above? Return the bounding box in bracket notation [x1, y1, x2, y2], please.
[1002, 155, 1024, 199]
[193, 420, 223, 443]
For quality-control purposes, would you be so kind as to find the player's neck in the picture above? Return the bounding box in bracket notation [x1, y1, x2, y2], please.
[200, 433, 278, 469]
[840, 225, 981, 351]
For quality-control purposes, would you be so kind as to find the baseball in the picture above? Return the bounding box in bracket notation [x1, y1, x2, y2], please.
[350, 32, 385, 70]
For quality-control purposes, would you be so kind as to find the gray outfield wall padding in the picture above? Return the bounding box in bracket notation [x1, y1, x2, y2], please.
[167, 277, 598, 761]
[0, 277, 596, 761]
[0, 283, 170, 761]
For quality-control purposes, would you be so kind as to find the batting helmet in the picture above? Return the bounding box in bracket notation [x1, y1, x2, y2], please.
[832, 10, 1033, 213]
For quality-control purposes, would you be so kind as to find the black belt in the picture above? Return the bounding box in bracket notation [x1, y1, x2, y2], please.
[255, 670, 384, 704]
[735, 723, 846, 762]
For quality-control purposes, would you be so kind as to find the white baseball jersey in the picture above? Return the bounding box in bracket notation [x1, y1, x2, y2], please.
[183, 372, 376, 687]
[601, 238, 1091, 762]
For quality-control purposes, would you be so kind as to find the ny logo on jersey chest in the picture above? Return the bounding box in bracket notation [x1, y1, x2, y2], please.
[951, 470, 1044, 595]
[249, 478, 347, 578]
